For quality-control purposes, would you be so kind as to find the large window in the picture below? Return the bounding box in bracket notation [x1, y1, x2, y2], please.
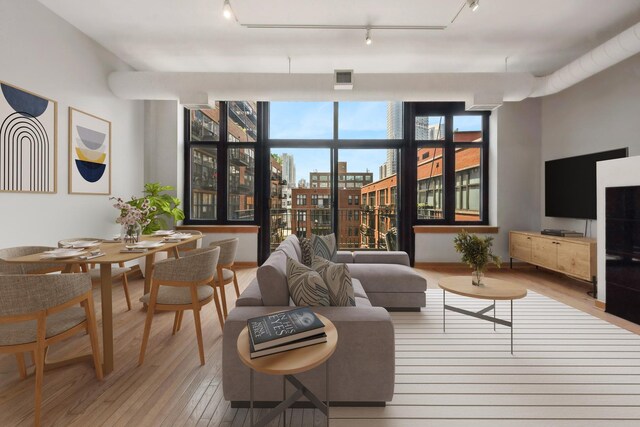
[415, 109, 488, 224]
[184, 102, 257, 223]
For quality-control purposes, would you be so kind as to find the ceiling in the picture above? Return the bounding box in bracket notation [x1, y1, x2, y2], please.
[39, 0, 640, 76]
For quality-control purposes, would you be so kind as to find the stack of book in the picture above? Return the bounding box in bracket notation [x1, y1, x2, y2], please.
[247, 307, 326, 359]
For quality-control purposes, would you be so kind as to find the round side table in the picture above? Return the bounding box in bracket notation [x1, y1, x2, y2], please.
[237, 313, 338, 427]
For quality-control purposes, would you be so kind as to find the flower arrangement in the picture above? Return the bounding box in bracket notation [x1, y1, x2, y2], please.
[453, 230, 501, 285]
[111, 197, 155, 243]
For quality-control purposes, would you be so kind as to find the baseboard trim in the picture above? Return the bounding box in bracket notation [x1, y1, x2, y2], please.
[386, 307, 422, 312]
[595, 300, 606, 311]
[231, 401, 386, 408]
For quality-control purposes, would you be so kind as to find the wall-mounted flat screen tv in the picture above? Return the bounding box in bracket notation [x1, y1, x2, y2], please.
[545, 148, 628, 219]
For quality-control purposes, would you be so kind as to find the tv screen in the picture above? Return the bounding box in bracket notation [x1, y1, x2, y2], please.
[545, 148, 628, 219]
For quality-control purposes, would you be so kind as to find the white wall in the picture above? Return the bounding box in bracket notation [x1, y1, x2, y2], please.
[0, 0, 144, 248]
[415, 99, 542, 262]
[541, 53, 640, 236]
[596, 155, 640, 302]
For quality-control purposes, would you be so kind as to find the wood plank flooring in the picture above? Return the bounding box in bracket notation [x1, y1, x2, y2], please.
[1, 265, 639, 426]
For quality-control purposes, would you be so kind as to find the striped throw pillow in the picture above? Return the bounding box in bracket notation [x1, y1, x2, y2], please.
[311, 233, 337, 262]
[286, 257, 330, 307]
[312, 256, 355, 307]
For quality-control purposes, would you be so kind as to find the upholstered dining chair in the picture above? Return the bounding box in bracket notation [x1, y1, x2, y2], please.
[58, 238, 132, 311]
[0, 273, 103, 427]
[208, 238, 240, 319]
[0, 246, 64, 275]
[173, 230, 203, 257]
[138, 247, 222, 366]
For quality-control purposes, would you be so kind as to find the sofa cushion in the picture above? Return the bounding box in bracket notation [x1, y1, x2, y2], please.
[299, 237, 313, 267]
[312, 256, 355, 307]
[311, 233, 337, 262]
[286, 258, 330, 307]
[355, 296, 373, 307]
[256, 250, 290, 306]
[353, 251, 410, 266]
[351, 278, 367, 299]
[235, 279, 264, 307]
[276, 239, 299, 262]
[347, 264, 427, 293]
[335, 251, 354, 263]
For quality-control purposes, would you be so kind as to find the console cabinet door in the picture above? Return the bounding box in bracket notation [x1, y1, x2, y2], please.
[532, 237, 557, 269]
[556, 241, 591, 280]
[510, 233, 532, 262]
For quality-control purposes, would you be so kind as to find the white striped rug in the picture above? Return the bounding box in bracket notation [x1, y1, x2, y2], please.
[329, 289, 640, 427]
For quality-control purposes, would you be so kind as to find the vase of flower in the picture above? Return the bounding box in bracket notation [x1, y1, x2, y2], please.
[121, 222, 142, 244]
[453, 230, 501, 286]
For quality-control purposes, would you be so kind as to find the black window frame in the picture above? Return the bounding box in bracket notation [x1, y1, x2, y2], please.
[183, 102, 259, 225]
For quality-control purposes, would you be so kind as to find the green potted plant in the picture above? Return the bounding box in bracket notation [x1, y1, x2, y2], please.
[127, 183, 185, 234]
[453, 230, 501, 285]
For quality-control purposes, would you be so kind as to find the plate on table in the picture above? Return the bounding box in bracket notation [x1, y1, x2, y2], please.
[62, 240, 101, 249]
[153, 230, 175, 236]
[164, 233, 192, 241]
[126, 241, 165, 249]
[42, 249, 87, 259]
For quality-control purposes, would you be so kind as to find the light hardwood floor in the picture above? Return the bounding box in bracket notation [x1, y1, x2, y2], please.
[0, 265, 638, 426]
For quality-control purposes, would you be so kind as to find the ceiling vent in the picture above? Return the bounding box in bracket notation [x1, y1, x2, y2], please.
[465, 93, 503, 111]
[334, 69, 353, 90]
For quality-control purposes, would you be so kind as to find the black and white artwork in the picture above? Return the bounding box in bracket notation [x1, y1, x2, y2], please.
[0, 81, 57, 193]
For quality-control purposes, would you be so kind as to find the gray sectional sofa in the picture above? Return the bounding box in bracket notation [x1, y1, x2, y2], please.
[222, 235, 427, 405]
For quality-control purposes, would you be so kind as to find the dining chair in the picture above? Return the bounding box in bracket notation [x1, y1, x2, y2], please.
[0, 273, 103, 427]
[138, 247, 222, 366]
[208, 238, 240, 320]
[0, 246, 64, 275]
[58, 238, 133, 311]
[173, 230, 203, 257]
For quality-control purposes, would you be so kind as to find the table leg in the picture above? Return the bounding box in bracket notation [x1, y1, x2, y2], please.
[494, 300, 496, 331]
[326, 360, 330, 427]
[144, 253, 154, 295]
[442, 289, 446, 333]
[100, 263, 114, 374]
[250, 369, 254, 427]
[511, 300, 514, 355]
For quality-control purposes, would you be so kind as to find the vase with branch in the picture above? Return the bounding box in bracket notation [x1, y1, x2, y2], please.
[111, 197, 154, 244]
[453, 230, 501, 286]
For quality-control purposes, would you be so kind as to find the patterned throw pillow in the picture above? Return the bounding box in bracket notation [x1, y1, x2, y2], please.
[311, 233, 337, 262]
[286, 257, 330, 307]
[299, 236, 313, 267]
[312, 256, 355, 307]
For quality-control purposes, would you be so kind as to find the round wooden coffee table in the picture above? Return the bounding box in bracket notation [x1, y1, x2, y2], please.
[438, 276, 527, 354]
[237, 313, 337, 427]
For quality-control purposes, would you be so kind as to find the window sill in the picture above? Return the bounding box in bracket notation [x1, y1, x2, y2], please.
[176, 225, 260, 234]
[413, 226, 499, 234]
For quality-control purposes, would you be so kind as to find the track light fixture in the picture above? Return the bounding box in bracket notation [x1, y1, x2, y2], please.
[222, 0, 234, 20]
[467, 0, 480, 12]
[365, 29, 372, 45]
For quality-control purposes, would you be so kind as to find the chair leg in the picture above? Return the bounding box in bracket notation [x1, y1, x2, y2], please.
[84, 298, 104, 380]
[34, 318, 46, 427]
[139, 293, 157, 366]
[219, 280, 228, 319]
[172, 311, 181, 335]
[213, 288, 225, 330]
[176, 311, 184, 332]
[121, 273, 132, 311]
[232, 270, 240, 298]
[193, 308, 205, 365]
[15, 353, 27, 379]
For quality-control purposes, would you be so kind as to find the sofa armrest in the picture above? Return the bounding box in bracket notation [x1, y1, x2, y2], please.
[223, 306, 395, 403]
[235, 278, 264, 307]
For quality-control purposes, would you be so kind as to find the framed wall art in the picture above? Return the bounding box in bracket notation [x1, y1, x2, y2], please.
[69, 107, 111, 195]
[0, 81, 57, 193]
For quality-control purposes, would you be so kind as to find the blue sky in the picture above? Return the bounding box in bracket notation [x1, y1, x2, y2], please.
[270, 102, 482, 184]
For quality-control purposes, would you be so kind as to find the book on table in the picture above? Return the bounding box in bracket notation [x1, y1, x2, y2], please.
[247, 307, 325, 352]
[249, 332, 328, 359]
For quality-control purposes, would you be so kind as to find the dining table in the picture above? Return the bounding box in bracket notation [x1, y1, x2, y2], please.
[4, 233, 202, 375]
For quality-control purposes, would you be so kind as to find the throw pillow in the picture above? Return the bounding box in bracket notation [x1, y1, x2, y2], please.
[311, 233, 337, 262]
[312, 256, 355, 307]
[286, 257, 330, 307]
[299, 236, 313, 267]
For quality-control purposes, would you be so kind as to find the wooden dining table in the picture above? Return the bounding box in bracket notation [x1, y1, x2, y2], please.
[4, 234, 202, 375]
